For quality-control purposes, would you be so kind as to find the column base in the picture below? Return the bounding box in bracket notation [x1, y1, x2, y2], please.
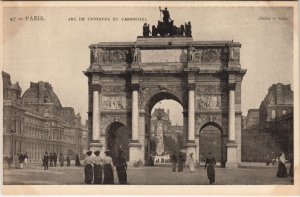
[89, 140, 102, 151]
[185, 141, 197, 156]
[226, 141, 238, 168]
[129, 142, 143, 164]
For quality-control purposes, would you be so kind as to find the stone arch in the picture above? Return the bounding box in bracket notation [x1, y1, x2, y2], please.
[198, 121, 226, 165]
[199, 121, 224, 134]
[105, 121, 131, 162]
[140, 87, 185, 113]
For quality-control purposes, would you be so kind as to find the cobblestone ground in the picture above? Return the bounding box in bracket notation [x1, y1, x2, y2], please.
[3, 162, 293, 185]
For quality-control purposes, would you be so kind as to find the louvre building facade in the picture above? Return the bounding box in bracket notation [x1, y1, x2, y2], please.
[2, 71, 86, 166]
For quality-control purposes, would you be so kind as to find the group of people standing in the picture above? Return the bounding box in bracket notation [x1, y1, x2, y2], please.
[42, 152, 80, 170]
[84, 150, 127, 184]
[13, 153, 28, 169]
[171, 152, 216, 184]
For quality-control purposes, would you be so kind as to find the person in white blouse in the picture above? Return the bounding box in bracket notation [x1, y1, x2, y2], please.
[92, 150, 103, 184]
[276, 152, 288, 178]
[102, 150, 114, 184]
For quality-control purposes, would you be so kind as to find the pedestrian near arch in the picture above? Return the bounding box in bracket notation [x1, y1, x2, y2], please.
[276, 152, 288, 178]
[205, 152, 216, 184]
[187, 153, 196, 173]
[103, 150, 114, 184]
[92, 150, 103, 184]
[84, 151, 93, 184]
[115, 150, 127, 184]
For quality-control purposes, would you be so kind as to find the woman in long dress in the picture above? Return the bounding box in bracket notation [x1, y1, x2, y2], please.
[205, 152, 216, 184]
[92, 150, 103, 184]
[115, 150, 127, 184]
[276, 152, 288, 178]
[83, 151, 93, 184]
[177, 152, 184, 172]
[187, 153, 196, 173]
[103, 150, 114, 184]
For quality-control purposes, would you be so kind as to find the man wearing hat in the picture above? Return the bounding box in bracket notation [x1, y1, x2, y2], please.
[92, 150, 103, 184]
[43, 152, 49, 170]
[205, 152, 216, 184]
[83, 151, 93, 184]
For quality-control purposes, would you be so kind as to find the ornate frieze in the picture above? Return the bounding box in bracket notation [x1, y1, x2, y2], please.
[91, 48, 132, 64]
[193, 48, 228, 63]
[195, 85, 227, 94]
[102, 96, 129, 110]
[101, 85, 126, 93]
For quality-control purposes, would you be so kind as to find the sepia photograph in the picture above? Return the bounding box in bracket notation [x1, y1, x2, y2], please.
[1, 1, 299, 195]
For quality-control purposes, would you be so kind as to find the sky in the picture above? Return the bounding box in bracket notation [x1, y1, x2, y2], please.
[3, 5, 294, 125]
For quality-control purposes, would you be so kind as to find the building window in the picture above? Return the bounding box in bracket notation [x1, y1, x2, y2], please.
[271, 110, 276, 119]
[282, 110, 287, 115]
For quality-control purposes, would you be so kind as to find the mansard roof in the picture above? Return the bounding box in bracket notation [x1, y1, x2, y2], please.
[22, 81, 62, 108]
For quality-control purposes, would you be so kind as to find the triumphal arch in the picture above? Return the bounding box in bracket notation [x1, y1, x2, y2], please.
[84, 13, 246, 168]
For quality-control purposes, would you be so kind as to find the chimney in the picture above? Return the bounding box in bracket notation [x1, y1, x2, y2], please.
[167, 109, 170, 119]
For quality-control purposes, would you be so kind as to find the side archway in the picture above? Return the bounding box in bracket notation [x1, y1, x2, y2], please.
[106, 122, 131, 163]
[199, 122, 225, 165]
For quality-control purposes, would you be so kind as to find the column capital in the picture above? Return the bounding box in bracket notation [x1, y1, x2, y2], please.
[187, 83, 196, 91]
[90, 84, 101, 92]
[228, 83, 236, 90]
[132, 84, 140, 91]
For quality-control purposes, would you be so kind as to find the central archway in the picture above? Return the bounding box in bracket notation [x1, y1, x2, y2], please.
[106, 122, 130, 163]
[143, 91, 186, 166]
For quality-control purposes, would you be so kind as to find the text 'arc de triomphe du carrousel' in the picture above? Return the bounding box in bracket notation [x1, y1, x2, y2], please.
[84, 8, 246, 168]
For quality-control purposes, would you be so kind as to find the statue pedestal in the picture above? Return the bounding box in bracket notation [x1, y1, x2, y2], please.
[226, 141, 238, 168]
[185, 140, 197, 157]
[89, 140, 102, 156]
[128, 141, 143, 165]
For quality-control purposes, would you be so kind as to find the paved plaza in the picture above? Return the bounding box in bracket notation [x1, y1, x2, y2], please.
[3, 162, 293, 185]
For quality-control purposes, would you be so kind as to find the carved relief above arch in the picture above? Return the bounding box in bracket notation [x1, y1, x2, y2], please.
[100, 114, 129, 134]
[195, 113, 228, 136]
[139, 84, 187, 110]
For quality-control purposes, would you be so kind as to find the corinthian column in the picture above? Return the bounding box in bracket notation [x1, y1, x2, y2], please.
[90, 84, 101, 151]
[131, 84, 140, 142]
[228, 83, 236, 141]
[188, 83, 195, 142]
[226, 83, 238, 167]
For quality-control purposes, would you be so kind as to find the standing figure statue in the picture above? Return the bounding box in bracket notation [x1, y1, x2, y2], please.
[159, 7, 171, 23]
[133, 44, 141, 62]
[152, 25, 158, 36]
[228, 40, 235, 61]
[143, 23, 151, 37]
[187, 42, 194, 62]
[185, 22, 192, 37]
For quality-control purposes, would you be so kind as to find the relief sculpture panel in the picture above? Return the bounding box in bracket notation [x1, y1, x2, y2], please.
[102, 96, 128, 110]
[196, 95, 221, 110]
[193, 48, 228, 63]
[91, 49, 132, 64]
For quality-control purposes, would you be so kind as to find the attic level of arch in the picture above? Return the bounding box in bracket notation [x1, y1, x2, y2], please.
[86, 38, 243, 75]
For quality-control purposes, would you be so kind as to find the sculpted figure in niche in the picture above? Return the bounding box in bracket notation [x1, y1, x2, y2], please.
[228, 40, 235, 61]
[92, 49, 99, 63]
[133, 46, 141, 62]
[187, 42, 194, 62]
